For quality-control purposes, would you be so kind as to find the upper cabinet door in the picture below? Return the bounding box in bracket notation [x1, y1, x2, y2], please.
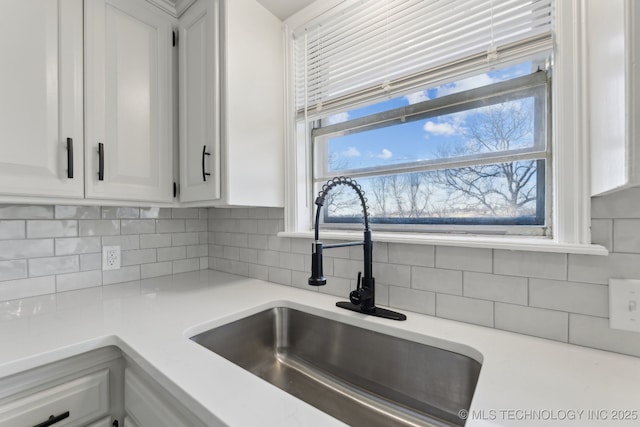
[85, 0, 174, 203]
[0, 0, 84, 199]
[178, 0, 220, 203]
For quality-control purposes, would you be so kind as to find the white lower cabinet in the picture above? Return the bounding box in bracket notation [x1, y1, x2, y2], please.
[86, 416, 116, 427]
[0, 347, 124, 427]
[0, 370, 109, 427]
[0, 347, 209, 427]
[123, 367, 207, 427]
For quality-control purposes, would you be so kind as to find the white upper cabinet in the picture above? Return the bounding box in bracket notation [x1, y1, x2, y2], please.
[178, 0, 220, 203]
[85, 0, 174, 203]
[0, 0, 84, 199]
[589, 0, 640, 195]
[178, 0, 284, 206]
[219, 0, 284, 207]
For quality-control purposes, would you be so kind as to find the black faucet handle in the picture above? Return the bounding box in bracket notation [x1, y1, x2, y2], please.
[356, 271, 361, 290]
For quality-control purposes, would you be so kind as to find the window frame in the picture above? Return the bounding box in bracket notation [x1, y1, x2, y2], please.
[280, 0, 607, 255]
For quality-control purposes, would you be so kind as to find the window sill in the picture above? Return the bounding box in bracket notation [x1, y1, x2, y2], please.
[277, 230, 609, 256]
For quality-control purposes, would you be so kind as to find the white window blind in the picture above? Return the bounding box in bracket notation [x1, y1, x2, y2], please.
[294, 0, 553, 115]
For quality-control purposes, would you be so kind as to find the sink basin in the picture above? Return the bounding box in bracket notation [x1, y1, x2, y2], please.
[190, 307, 481, 427]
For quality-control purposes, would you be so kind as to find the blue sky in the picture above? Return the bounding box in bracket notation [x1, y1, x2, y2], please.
[324, 62, 535, 172]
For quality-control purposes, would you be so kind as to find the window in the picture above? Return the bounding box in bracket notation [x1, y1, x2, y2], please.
[283, 0, 599, 251]
[313, 62, 550, 234]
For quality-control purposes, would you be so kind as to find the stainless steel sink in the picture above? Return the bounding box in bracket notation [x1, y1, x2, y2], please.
[190, 307, 481, 427]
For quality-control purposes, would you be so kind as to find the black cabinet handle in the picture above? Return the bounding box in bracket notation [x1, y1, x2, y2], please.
[32, 411, 70, 427]
[98, 143, 104, 181]
[66, 138, 74, 179]
[202, 145, 211, 182]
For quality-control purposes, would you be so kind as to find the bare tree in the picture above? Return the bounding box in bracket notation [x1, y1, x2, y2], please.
[436, 100, 538, 217]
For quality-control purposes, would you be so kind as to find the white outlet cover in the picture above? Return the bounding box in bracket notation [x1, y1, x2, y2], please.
[609, 278, 640, 333]
[102, 246, 121, 271]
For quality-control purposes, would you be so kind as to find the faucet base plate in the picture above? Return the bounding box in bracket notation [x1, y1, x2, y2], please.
[336, 301, 407, 321]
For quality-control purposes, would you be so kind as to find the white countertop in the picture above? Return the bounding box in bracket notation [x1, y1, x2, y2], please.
[0, 270, 639, 426]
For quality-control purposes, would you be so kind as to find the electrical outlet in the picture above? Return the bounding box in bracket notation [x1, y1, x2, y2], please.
[102, 246, 121, 271]
[609, 278, 640, 332]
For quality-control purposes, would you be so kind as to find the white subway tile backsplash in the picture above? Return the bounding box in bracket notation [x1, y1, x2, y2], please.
[27, 220, 77, 238]
[529, 279, 608, 317]
[279, 252, 305, 271]
[121, 219, 155, 235]
[56, 270, 102, 292]
[318, 276, 351, 298]
[389, 286, 435, 316]
[592, 187, 640, 219]
[257, 219, 282, 235]
[172, 232, 200, 246]
[388, 243, 434, 267]
[613, 219, 640, 253]
[590, 219, 613, 251]
[569, 314, 640, 356]
[268, 235, 291, 252]
[187, 245, 208, 259]
[246, 234, 268, 251]
[223, 246, 240, 261]
[349, 242, 388, 263]
[173, 258, 200, 274]
[411, 267, 463, 295]
[140, 234, 172, 249]
[55, 205, 101, 220]
[185, 219, 207, 232]
[257, 250, 279, 267]
[157, 246, 186, 262]
[0, 205, 53, 219]
[157, 219, 185, 233]
[29, 255, 79, 277]
[0, 239, 53, 260]
[199, 257, 208, 270]
[463, 272, 528, 305]
[55, 237, 101, 256]
[494, 250, 567, 280]
[0, 221, 25, 239]
[0, 260, 27, 281]
[436, 246, 492, 273]
[0, 276, 55, 301]
[268, 266, 291, 286]
[140, 207, 171, 219]
[79, 220, 120, 236]
[373, 263, 411, 287]
[102, 235, 140, 250]
[102, 207, 140, 219]
[238, 248, 258, 264]
[495, 303, 568, 342]
[141, 262, 172, 279]
[103, 265, 140, 285]
[80, 253, 102, 271]
[568, 253, 640, 284]
[172, 208, 200, 219]
[436, 294, 494, 327]
[332, 258, 362, 280]
[249, 264, 268, 280]
[122, 249, 157, 266]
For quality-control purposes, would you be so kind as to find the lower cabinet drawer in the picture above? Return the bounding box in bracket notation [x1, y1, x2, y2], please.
[0, 369, 110, 427]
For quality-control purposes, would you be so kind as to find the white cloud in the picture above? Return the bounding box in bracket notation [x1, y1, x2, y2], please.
[325, 112, 350, 125]
[423, 121, 461, 136]
[436, 73, 497, 98]
[404, 90, 430, 105]
[342, 147, 361, 157]
[376, 149, 393, 159]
